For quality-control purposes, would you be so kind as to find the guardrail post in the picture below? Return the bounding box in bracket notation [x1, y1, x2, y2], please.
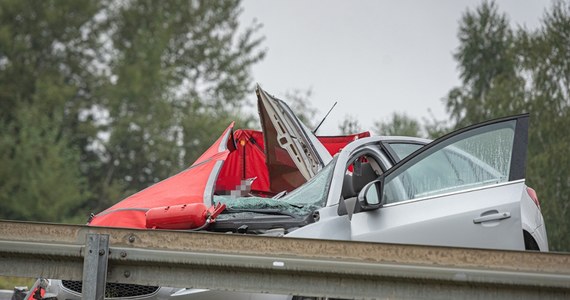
[81, 233, 109, 300]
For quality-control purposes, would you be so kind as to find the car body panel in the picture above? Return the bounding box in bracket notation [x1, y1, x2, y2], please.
[257, 85, 331, 192]
[322, 135, 429, 208]
[290, 114, 531, 251]
[49, 282, 289, 300]
[532, 223, 549, 251]
[45, 90, 547, 300]
[88, 123, 236, 228]
[520, 188, 549, 251]
[349, 180, 525, 249]
[289, 181, 526, 251]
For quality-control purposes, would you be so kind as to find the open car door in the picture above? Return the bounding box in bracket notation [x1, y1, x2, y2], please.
[351, 114, 529, 250]
[257, 85, 332, 192]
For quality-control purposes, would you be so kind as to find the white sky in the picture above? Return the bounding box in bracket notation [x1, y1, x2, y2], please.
[239, 0, 550, 135]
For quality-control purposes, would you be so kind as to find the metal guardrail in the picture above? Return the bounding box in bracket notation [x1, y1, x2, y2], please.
[1, 220, 570, 299]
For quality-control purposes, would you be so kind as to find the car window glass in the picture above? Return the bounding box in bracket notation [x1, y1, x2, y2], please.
[389, 143, 423, 160]
[383, 121, 516, 204]
[280, 157, 336, 208]
[215, 157, 337, 217]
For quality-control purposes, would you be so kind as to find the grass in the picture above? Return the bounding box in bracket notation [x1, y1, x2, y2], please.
[0, 276, 35, 290]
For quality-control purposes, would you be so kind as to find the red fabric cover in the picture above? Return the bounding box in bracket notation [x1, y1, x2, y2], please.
[216, 130, 271, 194]
[89, 125, 369, 228]
[89, 123, 234, 228]
[88, 209, 149, 228]
[215, 130, 371, 194]
[318, 132, 371, 156]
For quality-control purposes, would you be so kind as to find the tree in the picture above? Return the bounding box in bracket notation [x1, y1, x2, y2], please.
[81, 0, 266, 213]
[445, 0, 523, 127]
[0, 107, 86, 222]
[422, 110, 452, 139]
[0, 0, 101, 222]
[338, 115, 363, 135]
[445, 0, 570, 251]
[374, 112, 421, 137]
[284, 88, 318, 129]
[181, 101, 255, 164]
[516, 1, 570, 252]
[0, 0, 266, 220]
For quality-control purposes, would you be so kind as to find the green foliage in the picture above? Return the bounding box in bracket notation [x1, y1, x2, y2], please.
[0, 276, 34, 290]
[0, 0, 99, 222]
[347, 112, 449, 139]
[445, 0, 570, 251]
[182, 100, 254, 163]
[445, 0, 523, 127]
[88, 1, 265, 213]
[0, 106, 86, 222]
[338, 115, 363, 135]
[422, 111, 452, 139]
[0, 1, 265, 220]
[518, 1, 570, 252]
[374, 112, 422, 137]
[284, 88, 317, 129]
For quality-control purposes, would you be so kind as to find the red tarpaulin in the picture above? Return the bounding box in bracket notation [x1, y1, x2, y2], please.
[89, 125, 370, 229]
[215, 130, 371, 195]
[318, 132, 371, 155]
[215, 129, 271, 195]
[89, 123, 235, 228]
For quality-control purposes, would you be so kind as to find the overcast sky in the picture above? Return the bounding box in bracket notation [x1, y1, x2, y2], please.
[239, 0, 550, 135]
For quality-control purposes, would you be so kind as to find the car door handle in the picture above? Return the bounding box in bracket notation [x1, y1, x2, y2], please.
[473, 211, 511, 224]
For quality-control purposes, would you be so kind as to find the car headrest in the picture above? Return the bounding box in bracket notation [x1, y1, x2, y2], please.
[352, 163, 378, 194]
[341, 174, 356, 199]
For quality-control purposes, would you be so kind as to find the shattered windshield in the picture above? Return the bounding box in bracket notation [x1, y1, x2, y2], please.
[214, 157, 337, 218]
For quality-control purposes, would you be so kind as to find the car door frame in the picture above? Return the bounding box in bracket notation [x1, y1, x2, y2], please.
[383, 114, 529, 184]
[349, 114, 530, 250]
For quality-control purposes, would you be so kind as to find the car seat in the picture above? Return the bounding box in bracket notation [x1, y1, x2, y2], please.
[338, 163, 378, 217]
[352, 163, 378, 195]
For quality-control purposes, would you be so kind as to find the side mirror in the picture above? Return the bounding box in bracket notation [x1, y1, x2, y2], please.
[357, 179, 383, 210]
